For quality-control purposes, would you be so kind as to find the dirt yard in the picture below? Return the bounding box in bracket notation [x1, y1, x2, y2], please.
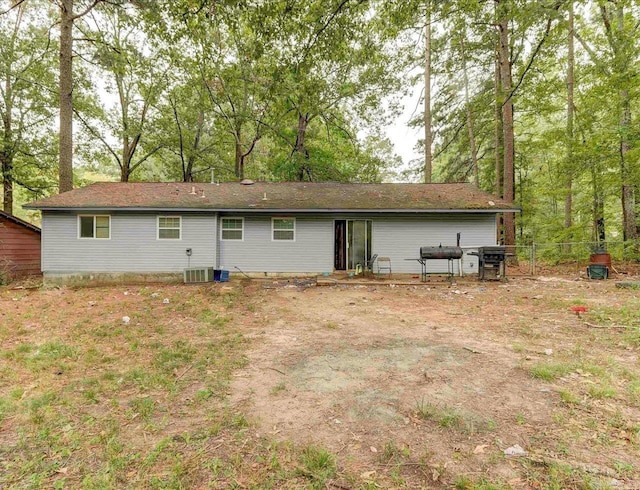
[1, 272, 639, 488]
[231, 276, 640, 487]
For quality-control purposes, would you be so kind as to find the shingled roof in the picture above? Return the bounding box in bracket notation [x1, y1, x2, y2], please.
[25, 182, 518, 213]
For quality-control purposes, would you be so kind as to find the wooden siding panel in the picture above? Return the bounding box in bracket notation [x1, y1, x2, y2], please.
[42, 212, 217, 273]
[218, 216, 334, 273]
[0, 217, 42, 276]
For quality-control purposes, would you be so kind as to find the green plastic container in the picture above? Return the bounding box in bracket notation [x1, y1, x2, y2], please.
[587, 264, 608, 280]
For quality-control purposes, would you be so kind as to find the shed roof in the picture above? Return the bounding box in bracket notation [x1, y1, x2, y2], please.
[0, 210, 41, 233]
[24, 181, 519, 213]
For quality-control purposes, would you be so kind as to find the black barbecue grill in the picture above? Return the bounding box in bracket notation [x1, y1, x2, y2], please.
[413, 244, 463, 281]
[420, 246, 464, 260]
[468, 246, 507, 280]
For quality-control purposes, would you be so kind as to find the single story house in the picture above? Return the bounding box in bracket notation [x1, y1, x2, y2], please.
[0, 210, 42, 281]
[24, 181, 518, 284]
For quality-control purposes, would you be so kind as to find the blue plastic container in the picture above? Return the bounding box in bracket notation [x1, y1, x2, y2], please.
[214, 269, 229, 282]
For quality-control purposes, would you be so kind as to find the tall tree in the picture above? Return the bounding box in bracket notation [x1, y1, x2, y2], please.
[564, 1, 574, 239]
[0, 1, 57, 214]
[424, 0, 432, 183]
[611, 5, 638, 249]
[494, 47, 503, 197]
[496, 0, 515, 247]
[76, 4, 167, 182]
[276, 0, 400, 182]
[574, 2, 640, 252]
[57, 0, 111, 193]
[459, 29, 479, 186]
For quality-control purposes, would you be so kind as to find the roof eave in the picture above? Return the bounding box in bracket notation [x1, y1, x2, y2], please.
[0, 211, 41, 232]
[27, 206, 520, 213]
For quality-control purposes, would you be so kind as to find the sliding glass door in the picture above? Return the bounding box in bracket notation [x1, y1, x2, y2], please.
[347, 220, 372, 270]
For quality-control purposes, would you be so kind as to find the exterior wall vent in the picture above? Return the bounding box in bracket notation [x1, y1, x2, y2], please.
[184, 267, 214, 283]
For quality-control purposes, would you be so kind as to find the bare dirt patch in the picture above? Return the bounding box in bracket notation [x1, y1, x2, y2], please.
[231, 277, 640, 487]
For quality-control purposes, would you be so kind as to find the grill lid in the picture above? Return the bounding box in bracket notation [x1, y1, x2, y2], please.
[420, 245, 463, 260]
[477, 246, 506, 256]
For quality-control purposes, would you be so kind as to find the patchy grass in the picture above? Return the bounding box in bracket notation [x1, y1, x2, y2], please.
[415, 398, 496, 434]
[530, 361, 575, 381]
[0, 283, 290, 488]
[297, 445, 337, 487]
[1, 277, 640, 488]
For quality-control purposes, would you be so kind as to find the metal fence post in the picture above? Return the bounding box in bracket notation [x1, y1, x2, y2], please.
[531, 242, 536, 275]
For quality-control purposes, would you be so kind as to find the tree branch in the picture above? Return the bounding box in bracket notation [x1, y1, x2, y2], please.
[129, 145, 163, 173]
[599, 4, 616, 50]
[169, 97, 187, 178]
[71, 0, 105, 21]
[505, 3, 563, 104]
[0, 0, 28, 15]
[300, 0, 366, 63]
[73, 109, 122, 168]
[573, 31, 610, 76]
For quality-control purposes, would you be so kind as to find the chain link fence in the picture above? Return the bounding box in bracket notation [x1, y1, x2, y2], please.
[505, 241, 634, 276]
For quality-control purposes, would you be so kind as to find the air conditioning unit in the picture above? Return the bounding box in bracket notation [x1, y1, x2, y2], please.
[183, 267, 214, 283]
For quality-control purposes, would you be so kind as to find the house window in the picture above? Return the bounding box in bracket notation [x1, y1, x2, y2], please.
[158, 216, 181, 239]
[272, 218, 295, 241]
[79, 215, 110, 239]
[221, 217, 243, 240]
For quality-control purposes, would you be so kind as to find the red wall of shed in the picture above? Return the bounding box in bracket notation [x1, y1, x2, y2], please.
[0, 218, 42, 278]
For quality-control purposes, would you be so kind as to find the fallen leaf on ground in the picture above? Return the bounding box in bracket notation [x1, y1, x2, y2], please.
[473, 444, 489, 454]
[360, 470, 376, 480]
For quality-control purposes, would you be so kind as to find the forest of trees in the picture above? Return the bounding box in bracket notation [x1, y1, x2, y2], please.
[1, 0, 639, 254]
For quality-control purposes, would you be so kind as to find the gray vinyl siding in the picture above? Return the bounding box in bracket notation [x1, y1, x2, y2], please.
[217, 215, 333, 273]
[41, 210, 496, 276]
[372, 214, 497, 274]
[41, 211, 217, 273]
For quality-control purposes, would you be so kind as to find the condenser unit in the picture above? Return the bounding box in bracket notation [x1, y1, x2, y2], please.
[183, 267, 214, 283]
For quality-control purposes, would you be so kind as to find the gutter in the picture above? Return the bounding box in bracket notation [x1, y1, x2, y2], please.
[25, 207, 521, 214]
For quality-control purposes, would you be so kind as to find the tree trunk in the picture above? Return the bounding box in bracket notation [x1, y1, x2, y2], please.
[620, 94, 636, 244]
[58, 0, 74, 193]
[460, 35, 478, 186]
[120, 131, 143, 182]
[184, 111, 204, 182]
[494, 49, 503, 197]
[121, 136, 129, 182]
[616, 7, 638, 251]
[2, 70, 13, 215]
[293, 113, 310, 181]
[592, 168, 606, 244]
[120, 163, 130, 182]
[235, 142, 243, 180]
[1, 154, 12, 215]
[497, 1, 515, 248]
[424, 2, 432, 184]
[564, 1, 574, 252]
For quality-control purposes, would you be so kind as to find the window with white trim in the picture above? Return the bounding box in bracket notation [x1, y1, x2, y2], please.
[79, 215, 110, 239]
[272, 217, 295, 241]
[158, 216, 181, 239]
[221, 217, 243, 240]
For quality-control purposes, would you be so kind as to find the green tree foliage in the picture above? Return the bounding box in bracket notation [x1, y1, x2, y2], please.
[4, 0, 640, 251]
[74, 3, 169, 182]
[389, 0, 640, 250]
[0, 1, 58, 216]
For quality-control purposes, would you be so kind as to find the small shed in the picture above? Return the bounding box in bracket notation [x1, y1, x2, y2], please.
[0, 210, 41, 281]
